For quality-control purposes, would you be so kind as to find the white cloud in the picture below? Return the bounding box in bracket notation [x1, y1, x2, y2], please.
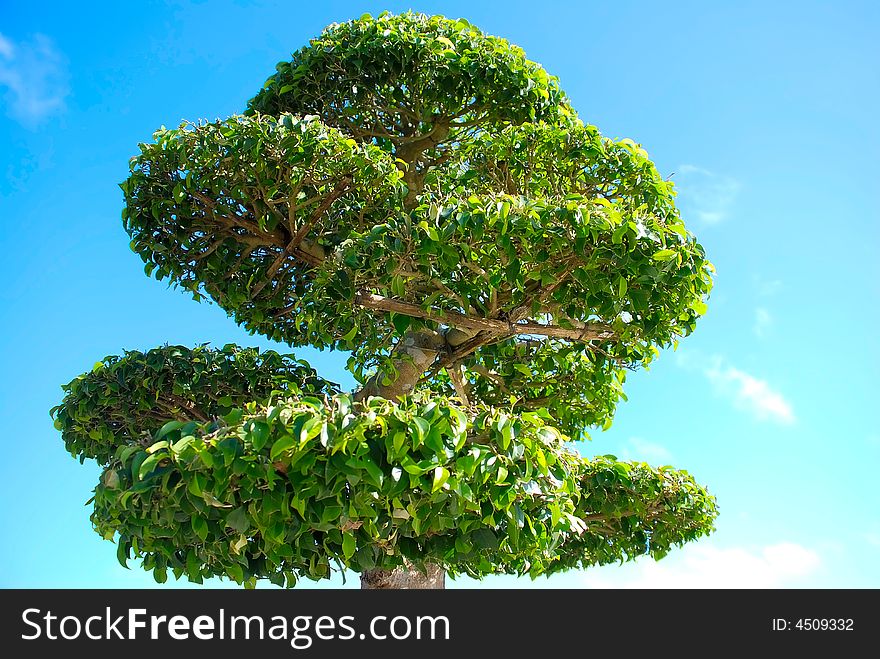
[705, 357, 795, 424]
[0, 34, 14, 58]
[865, 532, 880, 549]
[0, 32, 68, 126]
[754, 275, 784, 297]
[754, 307, 772, 338]
[675, 164, 740, 225]
[621, 437, 673, 464]
[581, 542, 820, 589]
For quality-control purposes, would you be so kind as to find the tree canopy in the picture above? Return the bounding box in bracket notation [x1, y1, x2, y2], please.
[53, 12, 717, 588]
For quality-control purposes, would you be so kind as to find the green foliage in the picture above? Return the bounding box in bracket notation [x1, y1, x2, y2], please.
[122, 114, 403, 351]
[120, 14, 712, 410]
[51, 345, 338, 464]
[89, 393, 716, 585]
[248, 12, 566, 159]
[54, 11, 720, 587]
[122, 118, 710, 402]
[430, 340, 627, 440]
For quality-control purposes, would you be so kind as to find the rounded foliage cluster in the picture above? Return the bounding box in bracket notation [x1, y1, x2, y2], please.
[248, 12, 566, 153]
[88, 393, 716, 586]
[122, 114, 403, 349]
[52, 345, 338, 464]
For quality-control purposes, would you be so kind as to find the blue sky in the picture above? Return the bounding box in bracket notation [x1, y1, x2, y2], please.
[1, 0, 877, 589]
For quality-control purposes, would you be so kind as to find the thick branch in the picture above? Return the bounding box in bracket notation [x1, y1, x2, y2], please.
[353, 293, 616, 343]
[447, 363, 471, 406]
[354, 329, 447, 402]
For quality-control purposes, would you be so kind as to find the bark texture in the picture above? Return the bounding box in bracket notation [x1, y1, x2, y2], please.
[360, 563, 446, 589]
[353, 329, 447, 402]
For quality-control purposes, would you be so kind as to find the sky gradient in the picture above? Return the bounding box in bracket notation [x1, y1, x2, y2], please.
[1, 0, 877, 589]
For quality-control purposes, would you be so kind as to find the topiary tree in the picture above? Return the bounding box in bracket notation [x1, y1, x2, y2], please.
[52, 12, 717, 589]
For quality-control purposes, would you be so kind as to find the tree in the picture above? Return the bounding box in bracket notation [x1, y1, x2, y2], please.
[51, 12, 717, 589]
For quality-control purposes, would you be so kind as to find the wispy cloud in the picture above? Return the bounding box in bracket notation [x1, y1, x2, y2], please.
[865, 532, 880, 549]
[754, 275, 784, 297]
[581, 542, 820, 589]
[621, 437, 673, 464]
[0, 33, 14, 58]
[754, 307, 772, 338]
[0, 32, 68, 126]
[675, 164, 740, 225]
[705, 357, 795, 424]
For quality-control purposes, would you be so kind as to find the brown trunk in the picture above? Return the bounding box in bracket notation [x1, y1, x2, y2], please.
[360, 563, 445, 589]
[354, 329, 447, 402]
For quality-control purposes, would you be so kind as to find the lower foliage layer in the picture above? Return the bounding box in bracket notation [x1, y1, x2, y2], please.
[83, 392, 716, 587]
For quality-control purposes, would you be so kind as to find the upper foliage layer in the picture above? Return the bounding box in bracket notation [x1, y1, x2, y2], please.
[87, 392, 716, 586]
[51, 345, 338, 464]
[122, 109, 712, 434]
[121, 14, 713, 410]
[248, 12, 566, 170]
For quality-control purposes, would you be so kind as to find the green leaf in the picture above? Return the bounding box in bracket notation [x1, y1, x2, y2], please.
[199, 449, 215, 468]
[171, 435, 195, 455]
[435, 35, 456, 50]
[391, 312, 412, 335]
[432, 466, 450, 493]
[300, 417, 323, 444]
[156, 420, 184, 440]
[348, 457, 384, 486]
[192, 516, 209, 541]
[652, 249, 678, 262]
[249, 421, 270, 451]
[342, 533, 356, 559]
[270, 435, 295, 460]
[471, 528, 499, 550]
[227, 563, 244, 583]
[146, 440, 169, 454]
[187, 474, 204, 498]
[410, 417, 430, 444]
[226, 507, 250, 533]
[116, 539, 130, 568]
[341, 324, 358, 343]
[138, 453, 163, 480]
[186, 550, 200, 578]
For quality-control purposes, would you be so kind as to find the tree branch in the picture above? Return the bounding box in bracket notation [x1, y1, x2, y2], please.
[289, 176, 351, 251]
[468, 364, 509, 393]
[447, 363, 470, 406]
[353, 293, 615, 343]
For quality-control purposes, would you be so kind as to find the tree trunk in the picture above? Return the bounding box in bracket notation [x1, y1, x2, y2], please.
[354, 329, 447, 402]
[354, 324, 481, 588]
[360, 563, 445, 589]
